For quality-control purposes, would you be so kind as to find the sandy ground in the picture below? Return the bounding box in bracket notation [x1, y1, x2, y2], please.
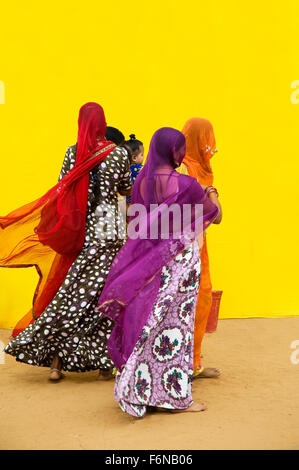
[0, 317, 299, 450]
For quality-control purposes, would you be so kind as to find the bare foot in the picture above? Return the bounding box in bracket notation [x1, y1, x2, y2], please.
[156, 401, 207, 413]
[170, 401, 208, 413]
[183, 401, 207, 412]
[194, 367, 221, 378]
[97, 368, 114, 381]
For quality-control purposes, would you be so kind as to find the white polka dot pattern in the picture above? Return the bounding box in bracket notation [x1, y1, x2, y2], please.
[5, 145, 132, 372]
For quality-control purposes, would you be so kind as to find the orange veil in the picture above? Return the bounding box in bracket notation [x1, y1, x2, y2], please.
[181, 117, 217, 373]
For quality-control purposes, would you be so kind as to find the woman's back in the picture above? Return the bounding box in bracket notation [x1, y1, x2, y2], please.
[60, 144, 132, 243]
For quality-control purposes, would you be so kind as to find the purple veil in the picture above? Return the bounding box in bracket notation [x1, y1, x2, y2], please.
[97, 127, 219, 371]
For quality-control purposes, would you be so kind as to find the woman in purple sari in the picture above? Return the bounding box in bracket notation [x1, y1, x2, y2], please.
[97, 128, 220, 417]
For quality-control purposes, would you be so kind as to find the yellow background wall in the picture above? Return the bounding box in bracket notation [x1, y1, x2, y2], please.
[0, 1, 299, 329]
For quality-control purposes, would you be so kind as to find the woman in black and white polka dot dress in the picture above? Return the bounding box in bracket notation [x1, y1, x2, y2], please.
[5, 143, 132, 379]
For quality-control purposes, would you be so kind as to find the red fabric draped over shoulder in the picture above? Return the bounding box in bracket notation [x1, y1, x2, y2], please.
[0, 102, 116, 337]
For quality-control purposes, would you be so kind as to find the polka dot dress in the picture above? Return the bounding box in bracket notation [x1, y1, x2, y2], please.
[5, 144, 132, 372]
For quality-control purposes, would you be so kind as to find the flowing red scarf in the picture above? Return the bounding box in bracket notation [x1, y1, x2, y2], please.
[0, 102, 116, 337]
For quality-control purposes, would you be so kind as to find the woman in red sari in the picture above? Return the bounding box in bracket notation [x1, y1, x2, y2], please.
[0, 102, 132, 380]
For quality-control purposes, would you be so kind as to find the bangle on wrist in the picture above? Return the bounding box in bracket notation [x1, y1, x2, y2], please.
[208, 189, 219, 198]
[205, 186, 219, 198]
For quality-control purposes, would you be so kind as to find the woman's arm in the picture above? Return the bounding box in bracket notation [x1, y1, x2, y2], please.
[117, 148, 133, 195]
[208, 191, 222, 224]
[58, 145, 76, 181]
[201, 184, 222, 224]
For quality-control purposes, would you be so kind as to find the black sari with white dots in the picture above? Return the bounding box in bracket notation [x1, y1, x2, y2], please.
[5, 145, 132, 372]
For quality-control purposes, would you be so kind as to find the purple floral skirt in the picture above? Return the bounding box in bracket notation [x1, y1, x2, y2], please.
[114, 241, 201, 418]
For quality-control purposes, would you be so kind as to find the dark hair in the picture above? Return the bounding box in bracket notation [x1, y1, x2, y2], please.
[105, 126, 125, 145]
[123, 134, 143, 157]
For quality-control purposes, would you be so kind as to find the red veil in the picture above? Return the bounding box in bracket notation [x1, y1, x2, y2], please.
[0, 102, 115, 337]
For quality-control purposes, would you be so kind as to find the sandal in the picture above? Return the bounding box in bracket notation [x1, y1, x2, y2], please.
[97, 368, 114, 381]
[193, 366, 221, 379]
[49, 368, 64, 382]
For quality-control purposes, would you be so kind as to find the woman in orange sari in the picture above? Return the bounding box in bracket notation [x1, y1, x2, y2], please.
[179, 117, 222, 378]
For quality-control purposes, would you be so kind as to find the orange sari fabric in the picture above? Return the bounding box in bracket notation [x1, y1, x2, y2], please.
[181, 117, 217, 372]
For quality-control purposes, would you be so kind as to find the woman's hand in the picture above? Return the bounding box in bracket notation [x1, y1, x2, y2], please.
[199, 183, 222, 224]
[208, 191, 222, 224]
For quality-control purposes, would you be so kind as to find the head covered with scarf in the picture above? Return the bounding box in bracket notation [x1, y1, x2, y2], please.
[0, 102, 115, 336]
[182, 117, 217, 186]
[97, 127, 219, 370]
